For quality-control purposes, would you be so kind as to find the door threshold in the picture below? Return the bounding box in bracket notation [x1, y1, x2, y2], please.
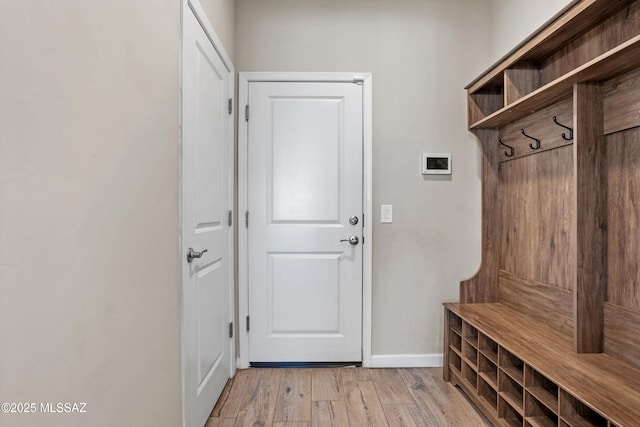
[249, 361, 362, 369]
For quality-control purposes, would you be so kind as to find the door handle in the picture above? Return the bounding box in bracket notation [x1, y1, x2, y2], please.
[187, 247, 208, 263]
[340, 236, 359, 245]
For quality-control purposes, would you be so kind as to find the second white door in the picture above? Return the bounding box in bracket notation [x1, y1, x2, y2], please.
[246, 79, 364, 363]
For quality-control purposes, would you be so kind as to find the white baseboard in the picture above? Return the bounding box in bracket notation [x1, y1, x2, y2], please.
[368, 354, 443, 368]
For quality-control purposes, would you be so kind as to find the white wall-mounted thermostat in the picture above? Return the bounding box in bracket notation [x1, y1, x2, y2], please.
[422, 153, 451, 175]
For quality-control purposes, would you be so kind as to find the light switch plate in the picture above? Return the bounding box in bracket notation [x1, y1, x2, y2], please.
[381, 204, 393, 223]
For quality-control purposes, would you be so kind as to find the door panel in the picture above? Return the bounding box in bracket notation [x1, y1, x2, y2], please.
[270, 253, 341, 333]
[248, 81, 363, 363]
[271, 97, 342, 222]
[182, 8, 231, 427]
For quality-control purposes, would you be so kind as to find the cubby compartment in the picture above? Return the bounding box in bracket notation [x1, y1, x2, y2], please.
[478, 375, 498, 410]
[478, 353, 498, 390]
[462, 339, 478, 370]
[499, 395, 524, 427]
[462, 321, 479, 348]
[525, 366, 558, 413]
[468, 87, 504, 126]
[525, 391, 558, 427]
[449, 329, 462, 353]
[449, 311, 462, 336]
[500, 347, 524, 386]
[504, 65, 542, 105]
[560, 390, 607, 427]
[462, 359, 478, 389]
[479, 332, 498, 364]
[448, 347, 462, 374]
[499, 370, 524, 415]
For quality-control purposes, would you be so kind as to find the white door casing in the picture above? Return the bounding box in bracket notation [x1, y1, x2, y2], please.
[181, 3, 234, 427]
[238, 73, 373, 367]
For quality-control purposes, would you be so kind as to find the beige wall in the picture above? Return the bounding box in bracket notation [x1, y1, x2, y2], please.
[490, 0, 573, 62]
[0, 2, 185, 426]
[235, 0, 494, 356]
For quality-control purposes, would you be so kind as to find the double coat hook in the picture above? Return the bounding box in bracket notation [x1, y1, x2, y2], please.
[521, 128, 541, 150]
[498, 137, 515, 157]
[553, 116, 574, 140]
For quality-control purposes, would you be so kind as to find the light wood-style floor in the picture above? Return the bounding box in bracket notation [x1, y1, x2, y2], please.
[206, 367, 490, 426]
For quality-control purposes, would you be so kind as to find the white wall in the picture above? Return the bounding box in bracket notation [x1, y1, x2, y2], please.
[235, 0, 493, 357]
[0, 1, 233, 426]
[490, 0, 574, 62]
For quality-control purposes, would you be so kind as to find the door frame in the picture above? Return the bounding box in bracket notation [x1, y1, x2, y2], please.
[180, 0, 235, 425]
[237, 72, 373, 369]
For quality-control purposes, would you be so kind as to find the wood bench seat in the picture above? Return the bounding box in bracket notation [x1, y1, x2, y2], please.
[444, 302, 640, 427]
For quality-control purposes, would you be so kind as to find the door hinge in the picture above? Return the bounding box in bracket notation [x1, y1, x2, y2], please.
[245, 211, 249, 228]
[229, 322, 233, 338]
[245, 105, 249, 121]
[246, 316, 250, 332]
[228, 210, 233, 227]
[353, 75, 364, 85]
[228, 98, 233, 115]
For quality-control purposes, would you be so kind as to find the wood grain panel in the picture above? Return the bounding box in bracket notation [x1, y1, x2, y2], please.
[382, 405, 429, 427]
[498, 97, 573, 162]
[217, 369, 252, 418]
[205, 417, 235, 427]
[573, 82, 606, 354]
[607, 127, 640, 310]
[236, 368, 282, 426]
[344, 381, 389, 426]
[311, 401, 348, 427]
[603, 302, 640, 368]
[273, 423, 310, 427]
[460, 129, 500, 304]
[340, 367, 371, 384]
[274, 369, 311, 422]
[504, 65, 542, 105]
[604, 66, 640, 134]
[310, 369, 342, 401]
[469, 90, 503, 126]
[498, 270, 573, 337]
[368, 369, 414, 404]
[399, 367, 493, 426]
[541, 2, 640, 85]
[499, 145, 574, 290]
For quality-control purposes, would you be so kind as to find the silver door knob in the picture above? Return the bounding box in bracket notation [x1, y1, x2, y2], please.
[187, 247, 208, 263]
[340, 236, 359, 245]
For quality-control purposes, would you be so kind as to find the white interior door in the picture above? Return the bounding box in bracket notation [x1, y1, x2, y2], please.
[182, 7, 232, 427]
[247, 80, 363, 363]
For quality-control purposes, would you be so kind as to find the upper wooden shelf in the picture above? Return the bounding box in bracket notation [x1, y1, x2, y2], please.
[466, 0, 634, 93]
[469, 34, 640, 129]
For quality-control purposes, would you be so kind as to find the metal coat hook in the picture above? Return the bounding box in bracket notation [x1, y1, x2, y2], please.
[498, 137, 515, 157]
[521, 128, 541, 150]
[552, 116, 573, 140]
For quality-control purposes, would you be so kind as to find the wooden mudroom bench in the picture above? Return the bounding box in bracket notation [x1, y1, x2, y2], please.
[444, 302, 640, 427]
[444, 1, 640, 426]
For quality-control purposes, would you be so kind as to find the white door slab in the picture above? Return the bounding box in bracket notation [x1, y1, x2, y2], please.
[246, 81, 364, 363]
[182, 6, 233, 427]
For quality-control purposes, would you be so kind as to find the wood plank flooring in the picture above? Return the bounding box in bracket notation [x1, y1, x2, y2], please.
[206, 367, 490, 427]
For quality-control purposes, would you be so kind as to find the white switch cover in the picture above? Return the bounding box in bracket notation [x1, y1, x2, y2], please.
[381, 204, 393, 223]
